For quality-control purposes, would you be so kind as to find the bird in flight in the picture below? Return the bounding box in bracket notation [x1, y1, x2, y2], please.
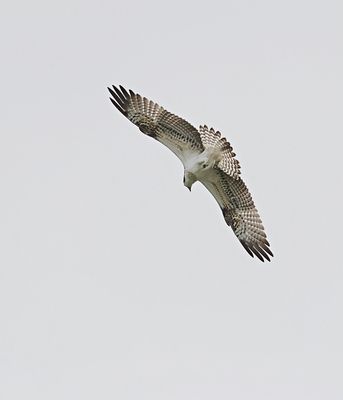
[108, 85, 273, 262]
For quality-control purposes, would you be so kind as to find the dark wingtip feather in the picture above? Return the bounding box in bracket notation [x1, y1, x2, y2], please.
[119, 85, 130, 98]
[255, 244, 271, 262]
[109, 97, 125, 115]
[241, 239, 274, 262]
[241, 241, 255, 258]
[260, 242, 274, 258]
[108, 85, 129, 116]
[108, 87, 124, 105]
[112, 85, 127, 103]
[250, 246, 265, 262]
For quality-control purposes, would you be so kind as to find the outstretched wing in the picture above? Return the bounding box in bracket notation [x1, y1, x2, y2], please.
[108, 85, 204, 164]
[200, 169, 273, 262]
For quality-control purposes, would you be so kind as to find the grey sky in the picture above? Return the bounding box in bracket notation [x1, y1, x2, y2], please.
[1, 0, 342, 399]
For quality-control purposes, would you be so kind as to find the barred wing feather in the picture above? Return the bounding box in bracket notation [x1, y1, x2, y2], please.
[199, 125, 241, 179]
[200, 170, 273, 262]
[108, 85, 204, 164]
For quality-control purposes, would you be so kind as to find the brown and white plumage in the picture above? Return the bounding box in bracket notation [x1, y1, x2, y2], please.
[108, 85, 203, 164]
[108, 85, 273, 262]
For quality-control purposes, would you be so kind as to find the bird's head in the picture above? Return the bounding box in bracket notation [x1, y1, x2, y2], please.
[183, 171, 197, 191]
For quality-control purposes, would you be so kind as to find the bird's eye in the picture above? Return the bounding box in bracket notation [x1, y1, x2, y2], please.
[202, 163, 207, 168]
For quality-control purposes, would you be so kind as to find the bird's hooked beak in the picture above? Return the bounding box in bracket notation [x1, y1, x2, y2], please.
[183, 172, 194, 192]
[183, 171, 195, 192]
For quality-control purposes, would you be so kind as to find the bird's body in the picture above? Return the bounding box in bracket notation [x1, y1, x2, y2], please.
[183, 147, 221, 188]
[108, 85, 273, 262]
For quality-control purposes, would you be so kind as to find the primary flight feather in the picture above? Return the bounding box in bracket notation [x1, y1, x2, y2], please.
[108, 85, 273, 262]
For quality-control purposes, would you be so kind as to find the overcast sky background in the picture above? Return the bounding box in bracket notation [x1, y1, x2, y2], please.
[1, 1, 342, 399]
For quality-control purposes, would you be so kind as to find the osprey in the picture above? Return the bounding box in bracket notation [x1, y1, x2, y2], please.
[108, 85, 273, 262]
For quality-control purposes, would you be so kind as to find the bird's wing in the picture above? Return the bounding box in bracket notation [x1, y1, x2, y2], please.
[198, 125, 241, 179]
[200, 169, 273, 262]
[108, 85, 204, 164]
